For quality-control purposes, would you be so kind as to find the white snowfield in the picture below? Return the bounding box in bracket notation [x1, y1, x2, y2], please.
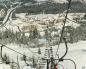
[36, 0, 68, 3]
[36, 0, 86, 3]
[0, 41, 86, 69]
[0, 64, 10, 69]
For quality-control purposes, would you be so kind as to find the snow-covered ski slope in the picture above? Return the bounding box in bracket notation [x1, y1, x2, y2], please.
[0, 41, 86, 69]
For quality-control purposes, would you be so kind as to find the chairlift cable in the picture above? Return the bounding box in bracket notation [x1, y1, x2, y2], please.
[0, 44, 38, 59]
[55, 0, 72, 58]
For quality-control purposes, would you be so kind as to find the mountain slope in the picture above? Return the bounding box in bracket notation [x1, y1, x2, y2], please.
[15, 1, 86, 14]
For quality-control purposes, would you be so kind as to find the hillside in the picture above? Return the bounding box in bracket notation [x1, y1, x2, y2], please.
[15, 1, 86, 14]
[0, 1, 86, 14]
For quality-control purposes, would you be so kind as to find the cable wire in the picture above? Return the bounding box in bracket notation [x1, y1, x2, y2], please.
[55, 0, 72, 58]
[59, 38, 68, 61]
[0, 44, 37, 59]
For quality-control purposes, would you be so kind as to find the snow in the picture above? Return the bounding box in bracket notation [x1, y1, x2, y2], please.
[36, 0, 68, 3]
[16, 13, 27, 18]
[7, 13, 81, 33]
[52, 0, 68, 3]
[23, 66, 32, 69]
[1, 9, 86, 69]
[36, 0, 86, 3]
[0, 40, 86, 69]
[0, 64, 11, 69]
[39, 32, 45, 37]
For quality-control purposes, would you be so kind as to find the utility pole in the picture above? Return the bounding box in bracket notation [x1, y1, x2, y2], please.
[1, 44, 4, 59]
[46, 59, 49, 69]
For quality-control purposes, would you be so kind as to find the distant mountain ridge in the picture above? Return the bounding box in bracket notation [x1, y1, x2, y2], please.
[0, 0, 86, 14]
[15, 1, 86, 14]
[0, 0, 85, 3]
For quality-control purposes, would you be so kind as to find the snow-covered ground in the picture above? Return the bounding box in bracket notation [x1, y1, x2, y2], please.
[0, 40, 86, 69]
[36, 0, 68, 3]
[3, 13, 84, 33]
[0, 11, 86, 69]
